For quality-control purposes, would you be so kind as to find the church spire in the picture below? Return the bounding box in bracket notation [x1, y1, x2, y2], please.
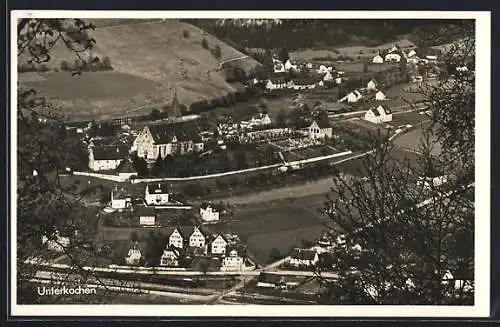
[171, 88, 181, 118]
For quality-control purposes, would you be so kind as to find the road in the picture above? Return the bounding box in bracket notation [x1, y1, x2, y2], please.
[218, 55, 249, 70]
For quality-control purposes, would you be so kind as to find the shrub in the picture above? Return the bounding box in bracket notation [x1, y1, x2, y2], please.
[182, 29, 190, 38]
[201, 38, 209, 49]
[212, 45, 221, 59]
[60, 60, 70, 71]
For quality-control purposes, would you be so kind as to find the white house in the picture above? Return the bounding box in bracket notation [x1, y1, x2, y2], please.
[288, 248, 319, 267]
[339, 90, 363, 103]
[42, 232, 70, 252]
[284, 59, 298, 71]
[372, 54, 384, 64]
[367, 79, 378, 91]
[145, 183, 170, 206]
[456, 65, 469, 72]
[189, 226, 208, 248]
[323, 71, 334, 81]
[426, 55, 438, 61]
[137, 206, 156, 226]
[88, 145, 129, 171]
[308, 120, 333, 140]
[272, 58, 285, 73]
[211, 234, 228, 255]
[364, 105, 393, 124]
[385, 52, 401, 62]
[407, 49, 417, 58]
[317, 64, 329, 74]
[375, 90, 387, 101]
[125, 242, 144, 265]
[200, 203, 220, 222]
[240, 113, 272, 129]
[169, 227, 188, 249]
[220, 249, 244, 272]
[111, 186, 131, 210]
[160, 245, 180, 267]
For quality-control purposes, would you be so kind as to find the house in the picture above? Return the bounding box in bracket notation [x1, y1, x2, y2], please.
[290, 77, 318, 90]
[160, 245, 180, 267]
[200, 203, 220, 222]
[220, 249, 244, 271]
[317, 64, 329, 74]
[42, 232, 70, 252]
[111, 186, 132, 210]
[367, 79, 378, 91]
[375, 90, 387, 101]
[407, 49, 417, 58]
[117, 160, 137, 180]
[145, 183, 169, 206]
[135, 121, 204, 161]
[308, 120, 332, 140]
[272, 58, 286, 73]
[88, 145, 129, 171]
[364, 105, 393, 124]
[288, 248, 319, 267]
[426, 55, 438, 61]
[125, 241, 144, 265]
[339, 90, 363, 103]
[372, 53, 384, 64]
[189, 226, 208, 248]
[65, 121, 92, 134]
[168, 227, 189, 249]
[385, 52, 401, 62]
[211, 233, 228, 255]
[322, 71, 334, 81]
[284, 59, 298, 71]
[136, 206, 156, 226]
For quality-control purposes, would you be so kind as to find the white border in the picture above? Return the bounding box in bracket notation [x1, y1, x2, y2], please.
[10, 10, 491, 317]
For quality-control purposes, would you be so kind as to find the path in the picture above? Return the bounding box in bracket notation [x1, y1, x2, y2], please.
[218, 56, 249, 70]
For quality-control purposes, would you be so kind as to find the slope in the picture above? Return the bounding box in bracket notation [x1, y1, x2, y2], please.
[18, 19, 261, 121]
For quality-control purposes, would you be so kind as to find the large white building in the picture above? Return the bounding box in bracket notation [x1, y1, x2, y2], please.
[220, 249, 244, 271]
[288, 248, 319, 267]
[145, 183, 170, 206]
[211, 234, 228, 255]
[200, 204, 220, 222]
[111, 186, 131, 210]
[308, 120, 333, 140]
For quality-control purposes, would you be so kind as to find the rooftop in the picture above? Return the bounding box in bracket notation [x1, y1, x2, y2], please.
[146, 121, 202, 145]
[91, 145, 129, 161]
[291, 248, 318, 261]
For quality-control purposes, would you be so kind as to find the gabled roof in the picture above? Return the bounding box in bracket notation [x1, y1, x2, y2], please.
[315, 118, 331, 129]
[172, 226, 191, 239]
[163, 245, 180, 256]
[128, 241, 146, 254]
[378, 105, 392, 115]
[291, 248, 318, 261]
[136, 206, 156, 217]
[91, 145, 129, 161]
[368, 78, 378, 85]
[370, 108, 381, 116]
[118, 160, 136, 174]
[146, 121, 202, 145]
[258, 273, 286, 284]
[146, 182, 169, 195]
[112, 186, 128, 199]
[213, 233, 229, 243]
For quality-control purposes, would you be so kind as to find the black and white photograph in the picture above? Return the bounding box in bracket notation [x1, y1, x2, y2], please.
[11, 10, 490, 317]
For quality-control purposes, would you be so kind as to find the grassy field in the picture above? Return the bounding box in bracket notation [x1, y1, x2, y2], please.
[19, 19, 260, 121]
[393, 125, 442, 156]
[392, 111, 429, 126]
[383, 83, 426, 107]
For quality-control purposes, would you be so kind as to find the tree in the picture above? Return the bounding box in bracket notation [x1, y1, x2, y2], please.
[212, 44, 222, 59]
[182, 29, 190, 38]
[269, 248, 282, 263]
[150, 108, 161, 121]
[319, 26, 475, 305]
[276, 108, 287, 127]
[201, 38, 209, 49]
[16, 18, 138, 304]
[151, 153, 164, 176]
[101, 56, 112, 70]
[278, 47, 290, 63]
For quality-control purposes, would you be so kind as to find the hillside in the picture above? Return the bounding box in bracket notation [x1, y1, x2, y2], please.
[18, 19, 261, 121]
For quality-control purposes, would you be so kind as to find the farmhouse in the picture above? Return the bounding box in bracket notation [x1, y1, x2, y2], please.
[284, 59, 298, 71]
[367, 79, 378, 91]
[211, 234, 228, 255]
[200, 203, 220, 222]
[339, 90, 363, 103]
[220, 249, 244, 272]
[308, 120, 332, 140]
[136, 206, 156, 226]
[110, 186, 131, 210]
[88, 145, 129, 171]
[322, 71, 334, 81]
[160, 245, 181, 267]
[42, 231, 70, 252]
[144, 183, 170, 206]
[385, 52, 401, 62]
[372, 53, 384, 64]
[364, 105, 393, 124]
[135, 121, 203, 161]
[288, 248, 319, 267]
[272, 58, 286, 73]
[125, 241, 145, 265]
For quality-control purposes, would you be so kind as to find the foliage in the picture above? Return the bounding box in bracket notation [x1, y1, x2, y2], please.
[201, 38, 209, 49]
[182, 29, 190, 38]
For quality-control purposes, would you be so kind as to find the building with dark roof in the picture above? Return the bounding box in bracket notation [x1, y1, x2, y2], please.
[135, 121, 204, 161]
[364, 104, 393, 124]
[308, 119, 333, 140]
[88, 145, 129, 171]
[288, 248, 320, 267]
[136, 206, 156, 226]
[145, 182, 170, 206]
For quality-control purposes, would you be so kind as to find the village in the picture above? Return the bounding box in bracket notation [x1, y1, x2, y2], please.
[31, 37, 472, 304]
